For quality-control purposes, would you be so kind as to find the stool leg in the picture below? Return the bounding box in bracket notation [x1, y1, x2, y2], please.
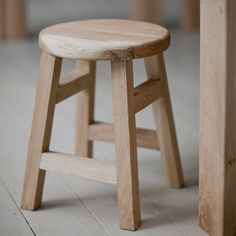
[145, 54, 184, 188]
[21, 53, 62, 210]
[75, 60, 96, 158]
[111, 60, 141, 231]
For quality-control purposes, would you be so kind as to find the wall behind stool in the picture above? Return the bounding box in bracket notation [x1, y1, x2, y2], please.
[27, 0, 184, 36]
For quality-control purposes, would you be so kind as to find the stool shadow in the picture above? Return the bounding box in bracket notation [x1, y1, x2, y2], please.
[39, 198, 80, 210]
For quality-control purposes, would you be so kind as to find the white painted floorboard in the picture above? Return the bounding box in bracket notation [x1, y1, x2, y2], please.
[0, 31, 208, 235]
[0, 46, 107, 236]
[0, 180, 34, 236]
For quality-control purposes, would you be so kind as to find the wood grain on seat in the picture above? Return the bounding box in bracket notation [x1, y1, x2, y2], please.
[39, 19, 170, 60]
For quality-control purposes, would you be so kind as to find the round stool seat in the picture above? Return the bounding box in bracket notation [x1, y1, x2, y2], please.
[39, 19, 170, 60]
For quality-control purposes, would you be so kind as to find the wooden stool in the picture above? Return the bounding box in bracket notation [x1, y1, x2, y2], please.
[21, 19, 184, 231]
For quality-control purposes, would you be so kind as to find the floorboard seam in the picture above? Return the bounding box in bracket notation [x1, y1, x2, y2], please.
[0, 177, 37, 236]
[142, 191, 186, 236]
[62, 175, 110, 236]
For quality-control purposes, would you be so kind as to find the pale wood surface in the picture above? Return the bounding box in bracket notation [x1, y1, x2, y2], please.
[59, 68, 88, 85]
[3, 0, 26, 39]
[111, 60, 141, 230]
[0, 33, 208, 235]
[134, 79, 162, 113]
[145, 54, 184, 188]
[88, 122, 160, 150]
[131, 0, 161, 24]
[5, 0, 26, 38]
[0, 0, 4, 39]
[75, 60, 96, 157]
[39, 19, 170, 60]
[132, 0, 199, 30]
[56, 69, 90, 103]
[21, 53, 62, 210]
[199, 0, 236, 235]
[40, 152, 116, 184]
[182, 0, 200, 30]
[23, 19, 176, 231]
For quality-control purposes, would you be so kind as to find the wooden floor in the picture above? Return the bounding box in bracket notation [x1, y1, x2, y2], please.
[0, 30, 208, 235]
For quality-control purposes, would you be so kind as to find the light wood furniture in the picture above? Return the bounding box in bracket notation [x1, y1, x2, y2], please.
[131, 0, 162, 24]
[135, 1, 236, 235]
[131, 0, 200, 29]
[0, 0, 26, 40]
[199, 0, 236, 235]
[21, 19, 184, 231]
[182, 0, 200, 29]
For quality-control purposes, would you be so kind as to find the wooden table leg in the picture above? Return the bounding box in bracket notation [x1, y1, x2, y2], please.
[0, 0, 26, 40]
[131, 0, 161, 24]
[0, 0, 5, 39]
[182, 0, 200, 29]
[199, 0, 236, 235]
